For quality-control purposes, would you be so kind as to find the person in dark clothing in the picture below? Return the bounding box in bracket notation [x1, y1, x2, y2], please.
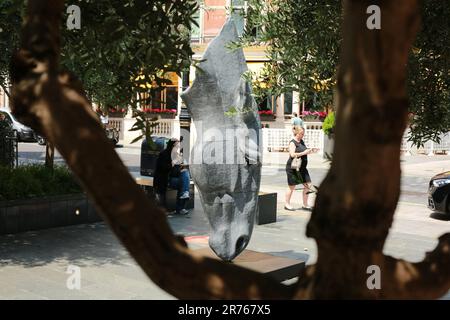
[153, 137, 190, 215]
[285, 126, 318, 211]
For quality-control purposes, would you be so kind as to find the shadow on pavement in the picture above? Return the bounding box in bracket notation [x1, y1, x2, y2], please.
[266, 250, 310, 263]
[0, 223, 131, 268]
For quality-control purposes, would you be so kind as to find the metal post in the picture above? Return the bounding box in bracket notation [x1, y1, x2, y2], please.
[427, 141, 434, 156]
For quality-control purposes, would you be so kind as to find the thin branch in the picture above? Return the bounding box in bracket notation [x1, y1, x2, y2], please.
[0, 82, 10, 98]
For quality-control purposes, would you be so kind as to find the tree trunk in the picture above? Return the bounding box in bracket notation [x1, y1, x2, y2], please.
[45, 142, 54, 169]
[298, 0, 449, 299]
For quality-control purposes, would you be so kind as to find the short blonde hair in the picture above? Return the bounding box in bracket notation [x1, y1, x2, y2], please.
[292, 125, 304, 136]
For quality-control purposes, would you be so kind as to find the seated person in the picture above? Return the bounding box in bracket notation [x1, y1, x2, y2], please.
[154, 137, 191, 215]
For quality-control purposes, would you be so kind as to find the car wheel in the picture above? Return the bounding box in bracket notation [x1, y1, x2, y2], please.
[37, 136, 46, 145]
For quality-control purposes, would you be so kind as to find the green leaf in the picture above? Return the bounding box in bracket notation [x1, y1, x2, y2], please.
[130, 134, 145, 144]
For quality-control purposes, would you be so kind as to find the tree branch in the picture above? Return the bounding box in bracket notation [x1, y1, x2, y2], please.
[382, 233, 450, 299]
[10, 0, 293, 299]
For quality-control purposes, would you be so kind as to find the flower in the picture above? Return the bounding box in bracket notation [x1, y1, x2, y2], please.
[301, 111, 328, 121]
[109, 108, 126, 113]
[258, 110, 274, 116]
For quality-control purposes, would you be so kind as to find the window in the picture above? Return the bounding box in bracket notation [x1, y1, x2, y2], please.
[257, 93, 275, 112]
[284, 92, 293, 115]
[150, 89, 162, 109]
[230, 0, 245, 36]
[165, 87, 178, 109]
[139, 73, 179, 111]
[191, 9, 201, 41]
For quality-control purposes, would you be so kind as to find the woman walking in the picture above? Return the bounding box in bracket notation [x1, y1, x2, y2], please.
[285, 126, 318, 211]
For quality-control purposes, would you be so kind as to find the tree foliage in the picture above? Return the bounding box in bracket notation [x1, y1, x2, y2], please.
[6, 0, 450, 299]
[1, 0, 199, 146]
[0, 0, 22, 96]
[61, 0, 199, 112]
[242, 0, 450, 145]
[407, 0, 450, 145]
[1, 0, 199, 110]
[241, 0, 341, 109]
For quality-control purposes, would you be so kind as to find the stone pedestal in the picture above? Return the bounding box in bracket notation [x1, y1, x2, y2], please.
[193, 248, 305, 282]
[323, 134, 334, 159]
[256, 192, 277, 225]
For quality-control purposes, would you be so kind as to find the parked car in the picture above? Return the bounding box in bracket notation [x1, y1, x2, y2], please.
[428, 171, 450, 213]
[35, 128, 118, 147]
[0, 108, 36, 142]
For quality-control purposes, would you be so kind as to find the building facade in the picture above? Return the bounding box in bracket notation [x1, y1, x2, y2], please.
[0, 1, 304, 145]
[118, 0, 303, 145]
[0, 87, 9, 109]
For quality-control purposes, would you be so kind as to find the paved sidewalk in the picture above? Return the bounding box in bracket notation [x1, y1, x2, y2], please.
[0, 198, 448, 299]
[4, 143, 449, 299]
[1, 168, 449, 299]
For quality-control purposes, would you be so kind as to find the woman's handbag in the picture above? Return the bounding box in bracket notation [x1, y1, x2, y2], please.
[291, 157, 301, 171]
[169, 164, 182, 178]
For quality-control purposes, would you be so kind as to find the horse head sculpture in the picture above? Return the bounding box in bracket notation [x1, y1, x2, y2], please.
[181, 19, 262, 261]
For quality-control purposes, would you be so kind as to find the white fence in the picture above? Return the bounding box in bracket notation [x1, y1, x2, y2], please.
[109, 118, 124, 140]
[263, 125, 449, 156]
[111, 118, 176, 142]
[152, 120, 175, 137]
[262, 123, 324, 154]
[401, 130, 450, 156]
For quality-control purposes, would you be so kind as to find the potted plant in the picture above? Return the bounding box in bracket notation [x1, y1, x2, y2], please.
[143, 108, 177, 119]
[322, 111, 335, 159]
[258, 110, 276, 121]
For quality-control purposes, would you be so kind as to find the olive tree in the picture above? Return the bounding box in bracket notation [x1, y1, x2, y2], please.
[9, 0, 449, 299]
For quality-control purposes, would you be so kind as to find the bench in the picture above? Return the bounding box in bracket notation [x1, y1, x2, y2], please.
[192, 247, 304, 282]
[134, 174, 195, 211]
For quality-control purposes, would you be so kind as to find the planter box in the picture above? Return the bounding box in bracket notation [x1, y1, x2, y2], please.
[302, 117, 323, 122]
[259, 115, 276, 122]
[0, 194, 102, 235]
[108, 112, 126, 118]
[256, 192, 277, 225]
[146, 113, 176, 119]
[323, 134, 334, 159]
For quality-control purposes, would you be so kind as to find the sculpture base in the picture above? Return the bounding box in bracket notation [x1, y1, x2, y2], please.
[257, 192, 277, 225]
[192, 247, 305, 282]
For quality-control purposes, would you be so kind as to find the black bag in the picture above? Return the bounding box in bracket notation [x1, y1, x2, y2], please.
[170, 164, 181, 178]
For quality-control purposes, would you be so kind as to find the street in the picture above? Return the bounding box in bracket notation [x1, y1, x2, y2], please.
[16, 142, 448, 207]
